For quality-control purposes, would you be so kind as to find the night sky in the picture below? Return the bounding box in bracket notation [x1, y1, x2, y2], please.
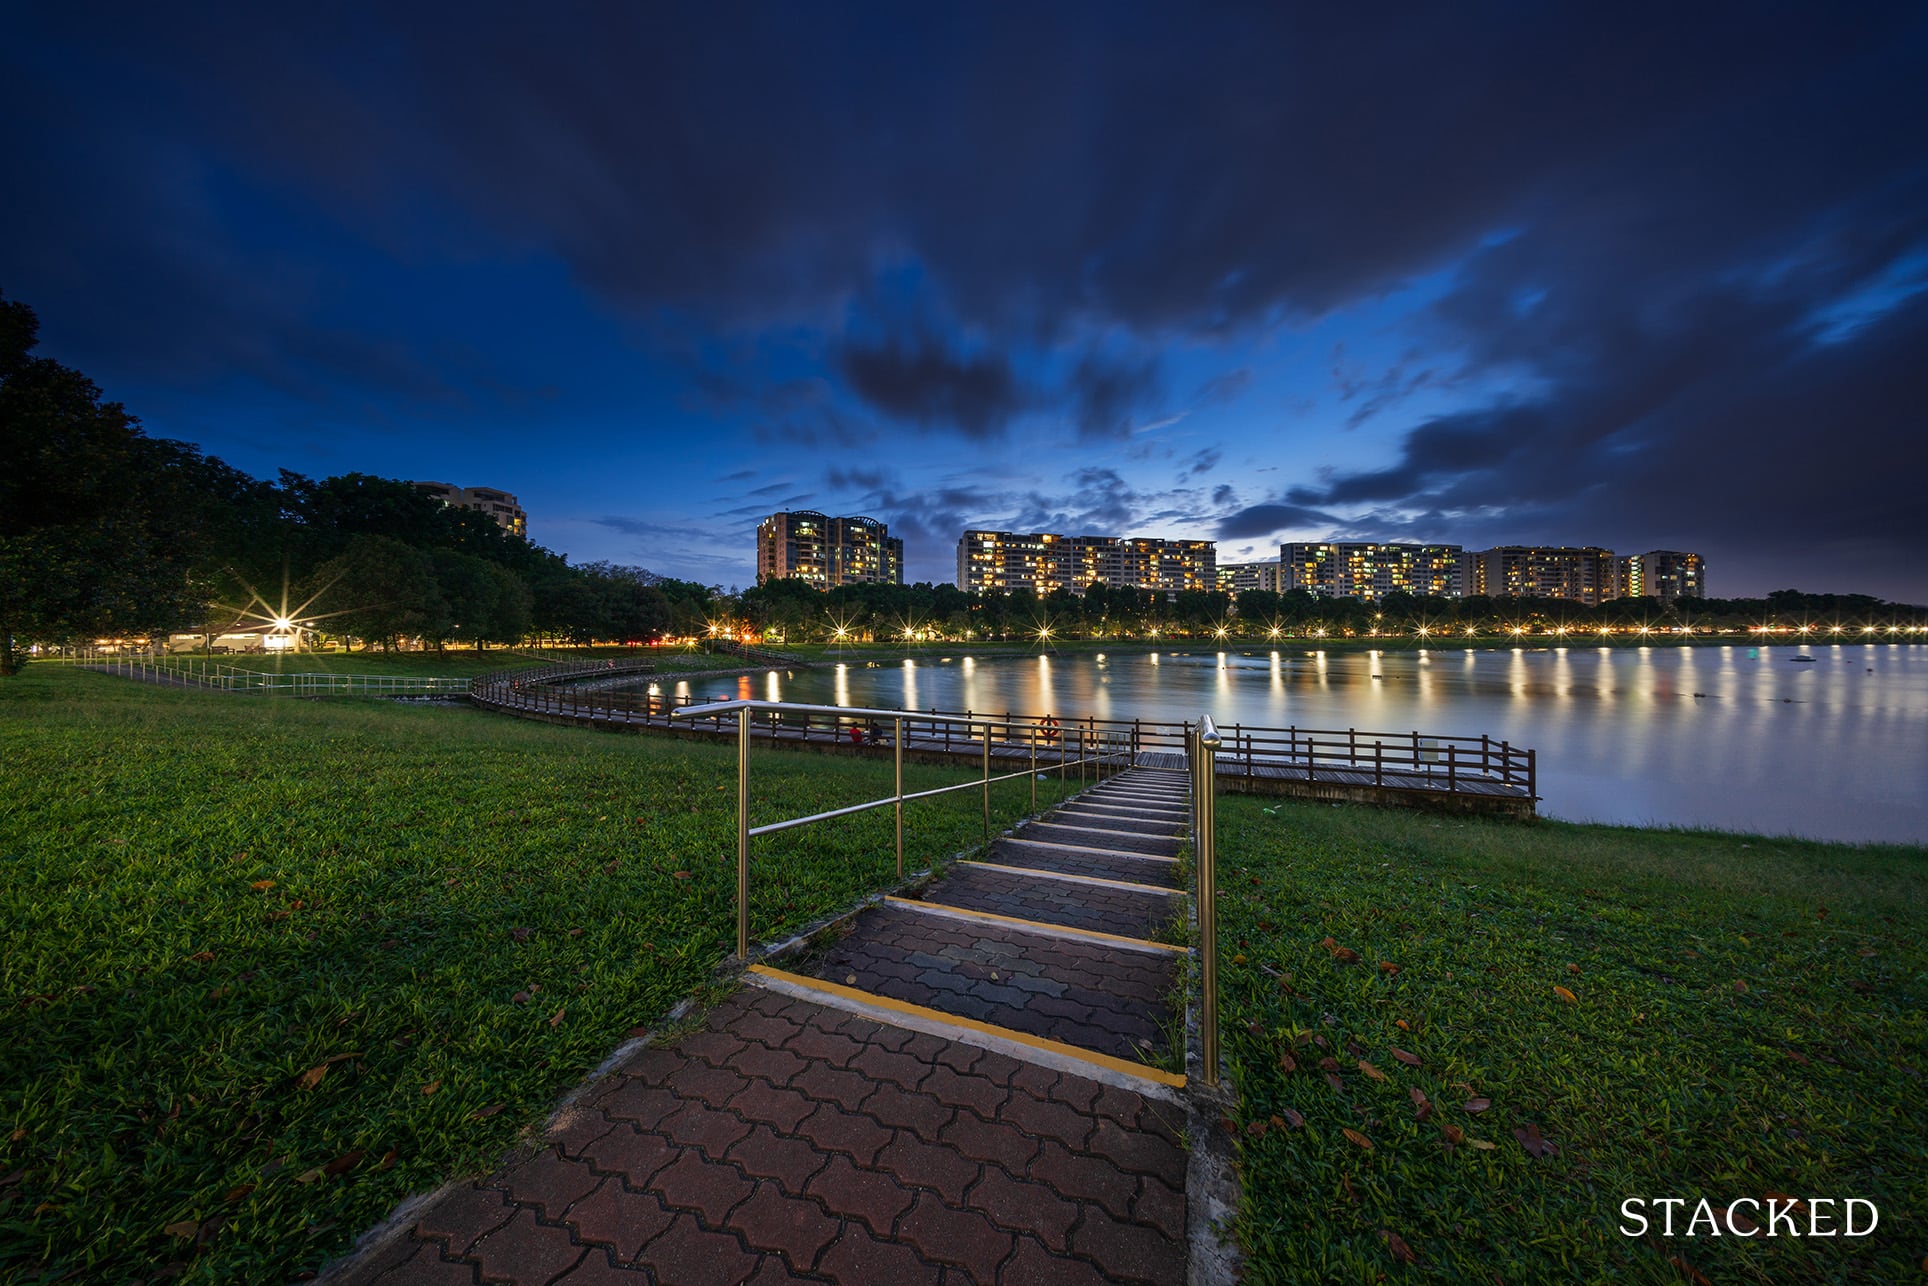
[8, 4, 1927, 600]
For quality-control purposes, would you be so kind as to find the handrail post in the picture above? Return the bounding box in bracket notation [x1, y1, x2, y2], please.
[981, 726, 992, 844]
[894, 717, 904, 878]
[736, 708, 751, 961]
[1194, 717, 1222, 1087]
[1030, 725, 1038, 810]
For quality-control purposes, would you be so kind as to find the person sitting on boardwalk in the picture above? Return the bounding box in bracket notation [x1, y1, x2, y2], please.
[864, 720, 885, 745]
[847, 723, 863, 746]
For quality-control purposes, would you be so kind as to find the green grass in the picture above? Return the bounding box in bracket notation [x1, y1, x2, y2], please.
[0, 669, 1078, 1283]
[1214, 798, 1926, 1284]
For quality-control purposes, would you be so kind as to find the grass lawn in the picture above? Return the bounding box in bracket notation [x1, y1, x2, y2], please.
[0, 669, 1079, 1284]
[1214, 797, 1925, 1284]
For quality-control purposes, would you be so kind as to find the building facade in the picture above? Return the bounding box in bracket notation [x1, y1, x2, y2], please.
[412, 482, 528, 538]
[1278, 543, 1467, 600]
[1473, 546, 1615, 605]
[1615, 550, 1706, 603]
[1218, 561, 1285, 594]
[757, 512, 903, 589]
[956, 531, 1216, 595]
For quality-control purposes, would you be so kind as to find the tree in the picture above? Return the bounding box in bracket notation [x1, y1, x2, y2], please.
[0, 291, 247, 674]
[308, 535, 447, 650]
[430, 549, 532, 649]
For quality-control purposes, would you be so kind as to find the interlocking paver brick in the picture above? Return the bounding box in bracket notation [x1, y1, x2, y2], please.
[1068, 1207, 1189, 1286]
[794, 1101, 893, 1165]
[920, 1063, 1009, 1118]
[726, 1181, 842, 1271]
[967, 1167, 1079, 1251]
[606, 1045, 689, 1084]
[785, 1025, 864, 1068]
[999, 1092, 1095, 1150]
[850, 1043, 934, 1091]
[790, 1060, 877, 1111]
[897, 1191, 1015, 1284]
[1132, 1174, 1186, 1241]
[578, 1121, 678, 1184]
[1087, 1117, 1186, 1188]
[815, 1227, 944, 1286]
[659, 1099, 755, 1160]
[553, 1248, 654, 1282]
[874, 1131, 980, 1204]
[741, 1255, 821, 1284]
[666, 1060, 752, 1108]
[727, 1079, 816, 1132]
[415, 1185, 515, 1256]
[549, 1105, 619, 1160]
[595, 1079, 682, 1131]
[468, 1207, 586, 1285]
[1029, 1141, 1136, 1221]
[804, 1153, 916, 1236]
[858, 1083, 954, 1142]
[565, 1179, 676, 1261]
[938, 1113, 1039, 1174]
[724, 1123, 829, 1196]
[488, 1148, 601, 1220]
[651, 1149, 755, 1226]
[368, 1245, 481, 1285]
[999, 1235, 1114, 1285]
[681, 1029, 749, 1066]
[638, 1213, 759, 1286]
[729, 1040, 808, 1086]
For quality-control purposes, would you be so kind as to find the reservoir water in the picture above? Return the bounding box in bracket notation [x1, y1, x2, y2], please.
[655, 645, 1927, 845]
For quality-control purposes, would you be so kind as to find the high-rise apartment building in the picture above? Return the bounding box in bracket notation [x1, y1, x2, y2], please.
[1473, 546, 1615, 605]
[1279, 543, 1467, 600]
[1615, 550, 1706, 603]
[1217, 561, 1285, 594]
[757, 512, 903, 589]
[413, 482, 528, 538]
[956, 531, 1216, 595]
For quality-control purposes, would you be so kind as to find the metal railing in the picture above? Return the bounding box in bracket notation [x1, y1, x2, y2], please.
[1188, 715, 1222, 1088]
[670, 699, 1130, 961]
[83, 655, 473, 696]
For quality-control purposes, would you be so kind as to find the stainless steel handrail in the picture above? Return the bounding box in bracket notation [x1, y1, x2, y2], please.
[672, 698, 1128, 960]
[1190, 714, 1222, 1087]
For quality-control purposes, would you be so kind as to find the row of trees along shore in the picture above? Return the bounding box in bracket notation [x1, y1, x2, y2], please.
[3, 287, 1923, 675]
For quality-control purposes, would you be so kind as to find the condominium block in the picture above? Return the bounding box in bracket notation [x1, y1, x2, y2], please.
[1218, 561, 1285, 594]
[412, 481, 528, 538]
[1615, 550, 1706, 603]
[757, 512, 903, 589]
[1279, 543, 1467, 600]
[1473, 546, 1615, 605]
[956, 531, 1216, 595]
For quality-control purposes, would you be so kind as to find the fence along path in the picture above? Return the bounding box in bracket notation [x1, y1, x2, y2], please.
[473, 664, 1536, 807]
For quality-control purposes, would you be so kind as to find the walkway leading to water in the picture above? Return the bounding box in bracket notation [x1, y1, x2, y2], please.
[330, 768, 1211, 1286]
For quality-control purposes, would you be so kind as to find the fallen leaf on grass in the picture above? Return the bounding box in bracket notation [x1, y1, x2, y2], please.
[1552, 985, 1577, 1004]
[1324, 1073, 1344, 1092]
[296, 1065, 329, 1091]
[1391, 1048, 1422, 1067]
[1669, 1255, 1712, 1286]
[189, 951, 215, 964]
[1784, 1050, 1811, 1066]
[1469, 1138, 1497, 1151]
[511, 991, 530, 1005]
[1566, 962, 1581, 975]
[672, 870, 692, 881]
[1246, 1120, 1268, 1138]
[1341, 1173, 1358, 1202]
[470, 1104, 505, 1120]
[1410, 1088, 1432, 1121]
[1379, 962, 1400, 974]
[322, 1151, 364, 1177]
[379, 1150, 397, 1171]
[294, 1169, 324, 1184]
[421, 1081, 441, 1096]
[222, 1185, 254, 1203]
[1319, 1057, 1340, 1072]
[1277, 1053, 1297, 1073]
[1380, 1229, 1417, 1264]
[164, 1219, 200, 1238]
[1440, 1123, 1464, 1146]
[1732, 979, 1749, 994]
[1276, 1110, 1304, 1129]
[1514, 1122, 1559, 1159]
[1342, 1127, 1373, 1150]
[250, 880, 275, 891]
[1394, 1019, 1410, 1031]
[509, 927, 533, 943]
[548, 1007, 566, 1028]
[568, 928, 584, 938]
[1856, 947, 1877, 958]
[1358, 1059, 1388, 1082]
[1464, 1097, 1491, 1113]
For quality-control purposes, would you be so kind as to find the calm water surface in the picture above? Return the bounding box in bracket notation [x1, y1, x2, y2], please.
[653, 646, 1927, 844]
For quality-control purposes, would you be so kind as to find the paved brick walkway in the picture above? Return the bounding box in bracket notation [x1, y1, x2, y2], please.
[331, 768, 1202, 1286]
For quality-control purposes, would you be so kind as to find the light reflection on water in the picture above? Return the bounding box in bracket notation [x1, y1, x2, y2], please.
[663, 645, 1928, 844]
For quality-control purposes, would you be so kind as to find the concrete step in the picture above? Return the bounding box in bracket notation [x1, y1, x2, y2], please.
[1019, 820, 1181, 857]
[1046, 806, 1188, 837]
[799, 904, 1182, 1066]
[985, 836, 1183, 887]
[913, 862, 1185, 941]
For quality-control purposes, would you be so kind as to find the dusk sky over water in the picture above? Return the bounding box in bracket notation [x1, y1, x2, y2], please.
[8, 4, 1928, 601]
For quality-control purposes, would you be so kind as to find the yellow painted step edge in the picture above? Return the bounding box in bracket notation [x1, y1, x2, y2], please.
[959, 860, 1186, 896]
[883, 896, 1189, 953]
[746, 963, 1187, 1090]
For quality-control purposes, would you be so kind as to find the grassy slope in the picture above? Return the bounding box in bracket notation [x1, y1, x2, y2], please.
[0, 671, 1071, 1284]
[1215, 798, 1925, 1284]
